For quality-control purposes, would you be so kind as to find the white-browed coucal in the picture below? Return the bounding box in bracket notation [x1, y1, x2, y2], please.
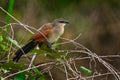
[13, 18, 69, 62]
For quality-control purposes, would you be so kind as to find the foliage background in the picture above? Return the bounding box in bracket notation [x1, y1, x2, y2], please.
[0, 0, 120, 80]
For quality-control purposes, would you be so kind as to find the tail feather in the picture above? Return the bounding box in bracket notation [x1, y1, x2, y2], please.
[13, 40, 37, 62]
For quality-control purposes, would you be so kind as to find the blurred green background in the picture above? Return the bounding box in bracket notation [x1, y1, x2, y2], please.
[0, 0, 120, 80]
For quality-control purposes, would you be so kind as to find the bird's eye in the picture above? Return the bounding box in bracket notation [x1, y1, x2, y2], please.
[58, 20, 69, 24]
[58, 20, 64, 23]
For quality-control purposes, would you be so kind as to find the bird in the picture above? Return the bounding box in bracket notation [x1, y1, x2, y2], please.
[13, 18, 69, 62]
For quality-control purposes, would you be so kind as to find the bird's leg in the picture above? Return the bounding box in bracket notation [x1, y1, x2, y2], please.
[46, 41, 56, 50]
[46, 41, 53, 49]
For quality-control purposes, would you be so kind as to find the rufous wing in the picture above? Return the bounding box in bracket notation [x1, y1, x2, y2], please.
[31, 23, 53, 42]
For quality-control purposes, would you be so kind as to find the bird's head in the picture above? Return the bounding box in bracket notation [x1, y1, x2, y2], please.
[52, 18, 69, 27]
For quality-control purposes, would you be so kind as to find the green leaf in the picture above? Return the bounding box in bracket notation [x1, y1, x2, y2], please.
[0, 35, 3, 42]
[14, 72, 26, 80]
[46, 49, 61, 59]
[4, 0, 14, 36]
[0, 44, 6, 50]
[1, 61, 25, 70]
[30, 49, 46, 54]
[31, 48, 61, 59]
[52, 44, 58, 49]
[32, 67, 45, 80]
[33, 67, 43, 76]
[80, 66, 92, 76]
[6, 0, 14, 24]
[29, 77, 35, 80]
[38, 77, 45, 80]
[51, 41, 59, 49]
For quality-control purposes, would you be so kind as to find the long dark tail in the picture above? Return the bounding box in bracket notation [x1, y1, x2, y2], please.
[13, 40, 37, 62]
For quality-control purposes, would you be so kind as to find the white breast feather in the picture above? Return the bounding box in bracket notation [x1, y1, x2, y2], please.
[48, 24, 65, 43]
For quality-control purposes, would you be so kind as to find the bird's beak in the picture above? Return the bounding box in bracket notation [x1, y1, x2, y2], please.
[64, 20, 69, 24]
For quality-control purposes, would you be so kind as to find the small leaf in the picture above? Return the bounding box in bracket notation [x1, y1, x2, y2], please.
[1, 61, 25, 70]
[32, 67, 45, 80]
[80, 66, 92, 76]
[38, 77, 45, 80]
[0, 44, 6, 50]
[52, 40, 59, 49]
[6, 0, 14, 24]
[33, 67, 43, 76]
[30, 49, 46, 54]
[14, 72, 26, 80]
[0, 36, 3, 42]
[29, 77, 35, 80]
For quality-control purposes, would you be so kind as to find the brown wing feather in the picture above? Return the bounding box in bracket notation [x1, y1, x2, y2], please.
[31, 23, 53, 42]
